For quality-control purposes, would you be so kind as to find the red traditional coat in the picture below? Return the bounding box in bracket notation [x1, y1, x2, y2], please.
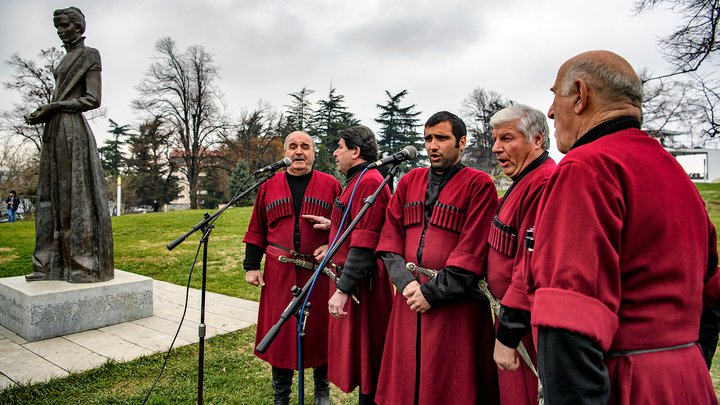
[486, 157, 555, 405]
[375, 167, 500, 405]
[327, 168, 393, 394]
[528, 127, 720, 404]
[244, 171, 341, 369]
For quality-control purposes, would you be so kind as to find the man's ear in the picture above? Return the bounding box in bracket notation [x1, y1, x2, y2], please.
[574, 79, 589, 114]
[352, 147, 361, 159]
[533, 132, 544, 148]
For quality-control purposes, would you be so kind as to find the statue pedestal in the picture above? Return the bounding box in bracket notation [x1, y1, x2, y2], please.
[0, 269, 153, 342]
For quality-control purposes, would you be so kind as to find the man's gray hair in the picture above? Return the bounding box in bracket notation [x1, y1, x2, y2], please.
[490, 104, 550, 150]
[560, 59, 643, 107]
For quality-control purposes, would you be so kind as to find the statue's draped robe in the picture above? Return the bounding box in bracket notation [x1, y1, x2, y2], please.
[32, 38, 113, 283]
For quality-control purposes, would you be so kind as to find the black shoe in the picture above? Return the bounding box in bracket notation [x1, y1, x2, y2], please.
[272, 367, 294, 405]
[359, 391, 376, 405]
[313, 365, 330, 404]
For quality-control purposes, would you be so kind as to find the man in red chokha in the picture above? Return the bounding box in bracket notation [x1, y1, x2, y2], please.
[375, 111, 500, 405]
[243, 131, 341, 405]
[528, 50, 720, 404]
[485, 104, 556, 405]
[304, 125, 393, 405]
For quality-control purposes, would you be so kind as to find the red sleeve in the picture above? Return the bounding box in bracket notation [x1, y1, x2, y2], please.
[531, 161, 622, 351]
[502, 178, 549, 312]
[445, 172, 498, 276]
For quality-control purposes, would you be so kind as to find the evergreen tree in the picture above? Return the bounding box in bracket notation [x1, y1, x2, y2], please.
[98, 119, 129, 176]
[124, 117, 181, 207]
[281, 86, 315, 133]
[375, 90, 423, 172]
[228, 161, 255, 206]
[200, 166, 227, 209]
[312, 85, 360, 152]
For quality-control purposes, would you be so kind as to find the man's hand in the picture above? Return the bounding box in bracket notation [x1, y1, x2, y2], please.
[245, 270, 265, 287]
[493, 339, 520, 371]
[403, 281, 430, 313]
[328, 290, 349, 319]
[302, 214, 331, 230]
[313, 244, 328, 262]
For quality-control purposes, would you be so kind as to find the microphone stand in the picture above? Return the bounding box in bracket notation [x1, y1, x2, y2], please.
[166, 170, 278, 405]
[256, 164, 399, 404]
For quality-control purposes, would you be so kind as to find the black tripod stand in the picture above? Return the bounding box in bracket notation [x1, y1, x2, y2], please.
[166, 171, 277, 404]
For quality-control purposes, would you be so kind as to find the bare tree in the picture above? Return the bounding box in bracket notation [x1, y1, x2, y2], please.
[461, 88, 514, 176]
[694, 73, 720, 138]
[1, 48, 62, 153]
[133, 37, 229, 209]
[635, 0, 719, 79]
[223, 101, 284, 172]
[0, 137, 38, 210]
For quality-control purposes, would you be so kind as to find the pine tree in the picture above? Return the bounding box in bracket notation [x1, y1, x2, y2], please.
[228, 161, 255, 206]
[124, 117, 181, 207]
[375, 90, 423, 172]
[98, 119, 129, 176]
[282, 87, 315, 133]
[313, 85, 360, 152]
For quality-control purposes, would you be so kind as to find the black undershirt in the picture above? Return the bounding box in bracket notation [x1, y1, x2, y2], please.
[381, 162, 477, 306]
[243, 170, 312, 270]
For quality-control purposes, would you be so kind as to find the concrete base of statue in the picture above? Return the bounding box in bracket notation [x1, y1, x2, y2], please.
[0, 269, 153, 342]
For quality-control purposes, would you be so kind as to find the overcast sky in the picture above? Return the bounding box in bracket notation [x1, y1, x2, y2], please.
[0, 0, 683, 162]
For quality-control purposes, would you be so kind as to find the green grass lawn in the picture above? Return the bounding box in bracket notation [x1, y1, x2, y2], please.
[1, 183, 720, 403]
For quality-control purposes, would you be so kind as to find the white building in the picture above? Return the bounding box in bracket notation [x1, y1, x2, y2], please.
[667, 148, 720, 182]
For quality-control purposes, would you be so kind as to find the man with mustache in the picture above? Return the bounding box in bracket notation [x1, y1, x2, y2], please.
[243, 131, 341, 405]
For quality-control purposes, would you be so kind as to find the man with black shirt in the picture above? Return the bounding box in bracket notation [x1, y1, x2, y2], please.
[374, 112, 500, 405]
[243, 131, 341, 405]
[529, 50, 720, 403]
[305, 125, 393, 404]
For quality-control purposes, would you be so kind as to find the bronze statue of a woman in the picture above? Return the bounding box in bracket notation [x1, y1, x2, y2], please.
[25, 7, 113, 283]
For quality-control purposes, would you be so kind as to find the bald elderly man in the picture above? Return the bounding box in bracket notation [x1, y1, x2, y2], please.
[243, 131, 341, 405]
[526, 50, 720, 404]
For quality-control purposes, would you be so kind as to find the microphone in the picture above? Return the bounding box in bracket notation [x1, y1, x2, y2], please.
[367, 146, 418, 169]
[253, 157, 292, 175]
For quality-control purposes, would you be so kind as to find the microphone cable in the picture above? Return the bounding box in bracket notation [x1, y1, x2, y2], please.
[295, 166, 368, 403]
[143, 172, 256, 404]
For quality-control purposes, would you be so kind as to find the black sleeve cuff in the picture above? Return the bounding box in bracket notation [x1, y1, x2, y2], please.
[336, 247, 375, 292]
[698, 304, 720, 369]
[380, 252, 414, 292]
[496, 305, 531, 349]
[243, 243, 264, 270]
[419, 266, 476, 306]
[538, 328, 610, 404]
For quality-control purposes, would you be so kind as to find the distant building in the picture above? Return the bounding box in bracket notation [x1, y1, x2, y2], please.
[167, 147, 219, 209]
[666, 148, 720, 182]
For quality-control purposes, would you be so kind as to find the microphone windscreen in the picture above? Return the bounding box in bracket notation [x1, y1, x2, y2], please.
[404, 146, 418, 160]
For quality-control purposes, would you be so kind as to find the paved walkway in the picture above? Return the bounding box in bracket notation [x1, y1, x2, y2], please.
[0, 279, 259, 390]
